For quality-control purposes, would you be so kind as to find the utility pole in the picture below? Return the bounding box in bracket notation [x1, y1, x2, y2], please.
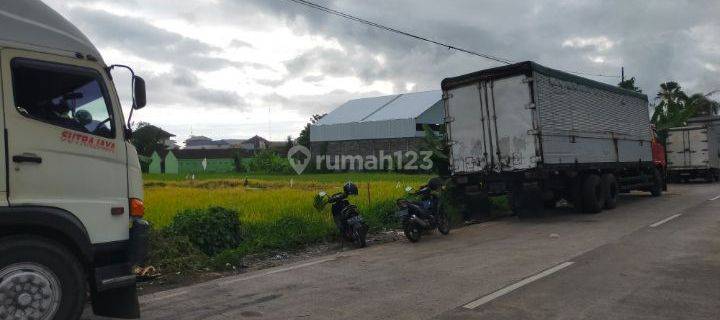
[621, 66, 625, 82]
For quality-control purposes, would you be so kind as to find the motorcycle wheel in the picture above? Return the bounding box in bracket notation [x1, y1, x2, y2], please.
[353, 223, 368, 248]
[437, 212, 451, 235]
[404, 223, 421, 242]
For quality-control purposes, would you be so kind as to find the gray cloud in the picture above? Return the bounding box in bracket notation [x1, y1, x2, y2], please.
[229, 39, 253, 48]
[143, 67, 246, 108]
[235, 0, 720, 96]
[43, 0, 720, 137]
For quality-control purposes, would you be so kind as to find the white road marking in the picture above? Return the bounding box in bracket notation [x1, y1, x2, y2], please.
[462, 261, 575, 310]
[142, 290, 189, 304]
[221, 256, 339, 286]
[709, 195, 720, 201]
[649, 214, 682, 228]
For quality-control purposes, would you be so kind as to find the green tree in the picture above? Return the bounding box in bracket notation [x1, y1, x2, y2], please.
[419, 124, 449, 175]
[685, 93, 720, 117]
[285, 135, 294, 154]
[618, 77, 642, 93]
[131, 122, 174, 156]
[651, 82, 694, 145]
[296, 114, 326, 147]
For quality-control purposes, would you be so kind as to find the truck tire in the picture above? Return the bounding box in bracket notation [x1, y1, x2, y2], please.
[601, 173, 618, 209]
[509, 185, 542, 219]
[581, 174, 605, 214]
[0, 236, 87, 320]
[650, 168, 663, 197]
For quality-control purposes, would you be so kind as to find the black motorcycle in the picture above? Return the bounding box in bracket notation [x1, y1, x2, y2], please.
[396, 178, 450, 242]
[314, 182, 369, 248]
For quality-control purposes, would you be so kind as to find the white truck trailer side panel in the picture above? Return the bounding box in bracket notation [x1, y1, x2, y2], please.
[445, 75, 535, 173]
[667, 123, 720, 169]
[533, 72, 652, 164]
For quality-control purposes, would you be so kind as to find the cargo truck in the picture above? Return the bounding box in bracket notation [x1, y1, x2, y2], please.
[666, 116, 720, 182]
[441, 62, 665, 217]
[0, 1, 148, 319]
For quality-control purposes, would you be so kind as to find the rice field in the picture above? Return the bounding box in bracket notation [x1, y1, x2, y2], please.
[143, 172, 435, 254]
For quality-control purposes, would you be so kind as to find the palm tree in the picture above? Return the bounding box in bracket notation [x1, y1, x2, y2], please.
[651, 82, 692, 130]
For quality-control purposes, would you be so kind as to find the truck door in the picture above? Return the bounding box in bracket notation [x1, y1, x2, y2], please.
[446, 75, 535, 173]
[666, 129, 685, 169]
[1, 49, 129, 244]
[688, 128, 708, 168]
[486, 76, 536, 171]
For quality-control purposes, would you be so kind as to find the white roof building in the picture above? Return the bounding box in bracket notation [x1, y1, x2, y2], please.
[310, 90, 444, 142]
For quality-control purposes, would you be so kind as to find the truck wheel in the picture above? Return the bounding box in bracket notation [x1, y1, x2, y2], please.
[581, 174, 604, 214]
[0, 236, 86, 320]
[509, 186, 542, 219]
[601, 173, 618, 209]
[543, 199, 557, 209]
[650, 169, 663, 197]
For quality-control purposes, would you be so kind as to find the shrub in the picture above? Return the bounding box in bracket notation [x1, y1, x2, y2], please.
[244, 149, 293, 174]
[147, 228, 209, 273]
[167, 206, 243, 256]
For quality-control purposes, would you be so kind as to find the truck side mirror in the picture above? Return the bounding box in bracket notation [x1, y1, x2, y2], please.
[133, 76, 146, 109]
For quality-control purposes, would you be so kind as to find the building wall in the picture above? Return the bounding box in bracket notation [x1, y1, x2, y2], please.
[165, 152, 179, 174]
[310, 137, 426, 170]
[178, 158, 236, 174]
[148, 152, 162, 174]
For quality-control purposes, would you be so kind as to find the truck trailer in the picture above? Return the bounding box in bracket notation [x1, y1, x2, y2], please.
[0, 1, 149, 319]
[441, 61, 665, 217]
[666, 116, 720, 182]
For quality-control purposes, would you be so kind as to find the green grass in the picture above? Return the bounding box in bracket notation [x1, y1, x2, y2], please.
[143, 171, 432, 183]
[143, 172, 434, 261]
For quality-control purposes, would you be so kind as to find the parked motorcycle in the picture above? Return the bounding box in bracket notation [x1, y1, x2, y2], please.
[314, 182, 369, 248]
[396, 178, 450, 242]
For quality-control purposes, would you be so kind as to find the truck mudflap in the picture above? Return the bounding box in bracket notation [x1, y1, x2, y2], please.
[91, 285, 141, 319]
[91, 218, 149, 318]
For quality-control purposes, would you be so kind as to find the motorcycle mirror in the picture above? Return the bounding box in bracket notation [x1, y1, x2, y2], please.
[318, 191, 327, 197]
[405, 186, 413, 193]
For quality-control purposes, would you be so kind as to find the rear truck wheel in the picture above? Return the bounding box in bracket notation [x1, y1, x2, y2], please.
[0, 236, 86, 320]
[403, 223, 421, 242]
[509, 184, 542, 219]
[650, 168, 663, 197]
[581, 174, 605, 214]
[601, 173, 618, 209]
[543, 199, 557, 209]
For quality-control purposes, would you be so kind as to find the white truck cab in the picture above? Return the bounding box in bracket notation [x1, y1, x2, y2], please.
[0, 1, 148, 319]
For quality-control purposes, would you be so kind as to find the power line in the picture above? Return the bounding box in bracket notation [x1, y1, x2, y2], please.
[284, 0, 512, 65]
[282, 0, 621, 79]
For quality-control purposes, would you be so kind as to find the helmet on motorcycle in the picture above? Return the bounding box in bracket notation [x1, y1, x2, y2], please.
[343, 182, 359, 195]
[427, 177, 443, 191]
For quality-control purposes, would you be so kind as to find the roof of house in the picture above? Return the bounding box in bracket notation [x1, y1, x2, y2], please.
[185, 135, 212, 141]
[244, 135, 270, 145]
[315, 90, 442, 125]
[185, 137, 229, 147]
[221, 139, 245, 145]
[171, 148, 253, 160]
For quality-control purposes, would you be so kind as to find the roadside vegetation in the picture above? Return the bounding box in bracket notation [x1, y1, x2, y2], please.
[144, 172, 436, 273]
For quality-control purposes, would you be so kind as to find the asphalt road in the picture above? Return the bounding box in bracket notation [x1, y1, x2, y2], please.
[84, 183, 720, 320]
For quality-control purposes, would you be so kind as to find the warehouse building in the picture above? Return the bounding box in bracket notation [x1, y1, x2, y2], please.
[309, 90, 444, 166]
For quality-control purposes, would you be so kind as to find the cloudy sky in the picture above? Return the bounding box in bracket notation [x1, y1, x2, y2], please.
[42, 0, 719, 145]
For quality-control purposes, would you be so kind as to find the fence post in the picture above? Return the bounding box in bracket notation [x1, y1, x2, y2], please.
[367, 182, 371, 207]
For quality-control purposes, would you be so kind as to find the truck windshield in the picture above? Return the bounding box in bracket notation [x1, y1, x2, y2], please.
[11, 58, 115, 138]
